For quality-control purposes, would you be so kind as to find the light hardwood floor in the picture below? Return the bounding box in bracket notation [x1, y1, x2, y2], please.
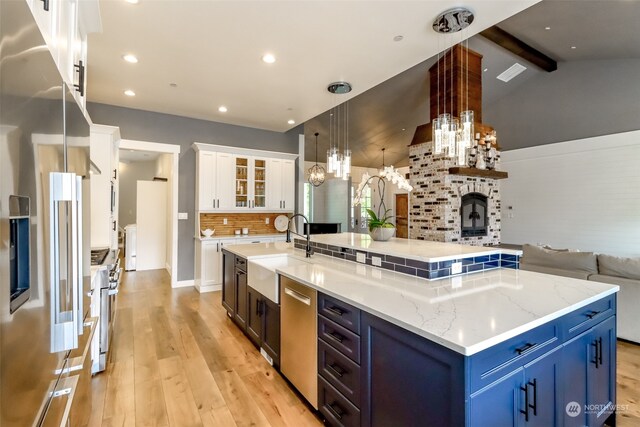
[89, 269, 640, 427]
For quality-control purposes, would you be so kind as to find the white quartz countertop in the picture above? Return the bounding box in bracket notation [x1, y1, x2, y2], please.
[307, 232, 522, 262]
[224, 241, 618, 356]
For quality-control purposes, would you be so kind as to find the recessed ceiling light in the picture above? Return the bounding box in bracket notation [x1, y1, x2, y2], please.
[218, 106, 228, 113]
[571, 46, 577, 49]
[393, 35, 404, 42]
[262, 53, 276, 64]
[287, 119, 295, 125]
[124, 89, 135, 96]
[169, 83, 177, 87]
[496, 63, 527, 82]
[483, 68, 488, 72]
[122, 54, 138, 63]
[125, 0, 139, 4]
[545, 26, 551, 30]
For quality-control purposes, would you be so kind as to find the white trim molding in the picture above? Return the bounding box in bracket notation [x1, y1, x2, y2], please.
[174, 280, 195, 289]
[192, 142, 298, 160]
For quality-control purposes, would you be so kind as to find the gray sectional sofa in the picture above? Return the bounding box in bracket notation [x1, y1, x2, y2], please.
[520, 244, 640, 344]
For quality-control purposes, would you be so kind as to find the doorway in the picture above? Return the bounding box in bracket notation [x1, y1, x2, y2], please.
[118, 139, 180, 287]
[395, 193, 409, 238]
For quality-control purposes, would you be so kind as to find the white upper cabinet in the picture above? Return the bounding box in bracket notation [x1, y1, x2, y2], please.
[27, 0, 100, 112]
[194, 143, 297, 212]
[267, 159, 295, 211]
[90, 125, 120, 249]
[197, 151, 236, 211]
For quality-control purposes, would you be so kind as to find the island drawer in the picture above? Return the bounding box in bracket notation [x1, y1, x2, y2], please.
[319, 316, 361, 364]
[318, 339, 361, 408]
[561, 294, 616, 339]
[235, 256, 247, 271]
[319, 293, 361, 334]
[468, 321, 560, 393]
[318, 375, 361, 427]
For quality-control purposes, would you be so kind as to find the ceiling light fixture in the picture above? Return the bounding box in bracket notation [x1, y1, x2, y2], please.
[169, 83, 177, 87]
[125, 0, 139, 4]
[262, 53, 276, 64]
[545, 26, 551, 30]
[124, 89, 135, 96]
[218, 106, 228, 113]
[308, 132, 325, 187]
[122, 54, 138, 63]
[326, 82, 352, 180]
[393, 35, 404, 42]
[571, 46, 577, 49]
[431, 7, 475, 162]
[287, 119, 295, 125]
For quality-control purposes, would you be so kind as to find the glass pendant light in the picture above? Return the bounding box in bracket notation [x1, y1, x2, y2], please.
[308, 132, 325, 187]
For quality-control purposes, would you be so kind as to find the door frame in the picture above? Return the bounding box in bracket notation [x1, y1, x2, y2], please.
[119, 139, 180, 287]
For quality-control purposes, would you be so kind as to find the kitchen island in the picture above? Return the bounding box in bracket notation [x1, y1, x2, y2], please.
[222, 235, 618, 427]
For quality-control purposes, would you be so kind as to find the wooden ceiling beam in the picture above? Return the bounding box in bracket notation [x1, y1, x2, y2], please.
[480, 26, 557, 72]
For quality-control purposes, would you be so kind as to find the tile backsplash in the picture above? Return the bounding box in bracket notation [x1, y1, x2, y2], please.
[200, 212, 287, 236]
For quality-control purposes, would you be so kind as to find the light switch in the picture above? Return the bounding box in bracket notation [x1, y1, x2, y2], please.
[178, 212, 188, 220]
[223, 218, 228, 225]
[356, 252, 366, 263]
[372, 256, 382, 267]
[451, 261, 462, 274]
[265, 217, 269, 224]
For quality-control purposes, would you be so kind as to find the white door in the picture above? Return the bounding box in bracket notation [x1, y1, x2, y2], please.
[136, 181, 167, 271]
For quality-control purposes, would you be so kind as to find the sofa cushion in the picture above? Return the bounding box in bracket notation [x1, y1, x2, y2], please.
[597, 254, 640, 280]
[521, 244, 598, 274]
[520, 263, 591, 280]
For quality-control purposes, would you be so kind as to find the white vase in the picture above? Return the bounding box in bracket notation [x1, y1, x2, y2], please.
[369, 227, 395, 241]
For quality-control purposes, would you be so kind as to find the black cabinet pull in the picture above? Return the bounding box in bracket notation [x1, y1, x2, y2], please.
[327, 331, 344, 344]
[591, 339, 600, 368]
[515, 342, 536, 355]
[528, 379, 537, 416]
[520, 384, 529, 422]
[113, 169, 117, 180]
[41, 0, 49, 11]
[326, 306, 345, 317]
[585, 310, 601, 319]
[597, 337, 603, 367]
[112, 221, 116, 231]
[328, 363, 345, 378]
[327, 402, 344, 420]
[74, 61, 85, 96]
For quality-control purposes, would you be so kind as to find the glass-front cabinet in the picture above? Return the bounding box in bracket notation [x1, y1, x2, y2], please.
[234, 156, 267, 209]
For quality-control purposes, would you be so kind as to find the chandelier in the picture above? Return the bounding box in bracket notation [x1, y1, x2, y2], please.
[431, 8, 476, 165]
[326, 82, 352, 180]
[308, 132, 325, 187]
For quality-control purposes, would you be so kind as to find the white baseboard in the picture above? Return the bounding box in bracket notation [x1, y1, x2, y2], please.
[174, 279, 194, 288]
[195, 283, 222, 293]
[165, 262, 172, 276]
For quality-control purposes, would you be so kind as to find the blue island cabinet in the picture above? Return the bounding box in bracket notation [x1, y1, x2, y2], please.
[340, 293, 617, 427]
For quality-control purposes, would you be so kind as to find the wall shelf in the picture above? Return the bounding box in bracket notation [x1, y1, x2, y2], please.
[448, 167, 508, 180]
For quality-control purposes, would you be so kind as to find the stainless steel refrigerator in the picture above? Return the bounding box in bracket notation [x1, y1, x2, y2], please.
[1, 1, 94, 425]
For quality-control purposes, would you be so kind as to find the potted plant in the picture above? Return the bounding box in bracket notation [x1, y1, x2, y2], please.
[367, 208, 396, 241]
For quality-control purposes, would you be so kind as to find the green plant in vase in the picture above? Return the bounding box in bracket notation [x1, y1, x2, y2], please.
[366, 208, 396, 241]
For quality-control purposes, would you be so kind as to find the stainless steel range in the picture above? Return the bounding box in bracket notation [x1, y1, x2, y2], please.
[90, 249, 120, 372]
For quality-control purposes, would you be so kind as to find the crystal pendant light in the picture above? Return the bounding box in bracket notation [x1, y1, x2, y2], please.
[448, 117, 459, 158]
[458, 110, 474, 165]
[308, 132, 325, 187]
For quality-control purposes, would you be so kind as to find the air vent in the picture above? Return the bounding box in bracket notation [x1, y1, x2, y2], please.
[496, 63, 527, 82]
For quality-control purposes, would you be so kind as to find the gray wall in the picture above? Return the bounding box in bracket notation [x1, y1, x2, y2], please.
[118, 159, 157, 227]
[484, 59, 640, 150]
[88, 103, 301, 281]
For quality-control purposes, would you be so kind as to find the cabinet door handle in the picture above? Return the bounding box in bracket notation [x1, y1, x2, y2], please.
[515, 342, 536, 355]
[598, 337, 603, 366]
[328, 363, 345, 378]
[113, 169, 117, 180]
[326, 306, 345, 317]
[520, 384, 530, 422]
[41, 0, 49, 11]
[591, 339, 601, 368]
[327, 402, 344, 420]
[528, 379, 537, 416]
[327, 331, 344, 344]
[283, 200, 286, 209]
[112, 221, 116, 231]
[585, 310, 601, 319]
[74, 61, 85, 96]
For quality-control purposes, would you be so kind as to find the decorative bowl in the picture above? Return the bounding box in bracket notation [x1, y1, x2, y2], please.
[369, 227, 395, 241]
[201, 228, 215, 237]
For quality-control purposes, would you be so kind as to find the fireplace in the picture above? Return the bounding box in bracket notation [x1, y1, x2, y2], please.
[460, 193, 487, 237]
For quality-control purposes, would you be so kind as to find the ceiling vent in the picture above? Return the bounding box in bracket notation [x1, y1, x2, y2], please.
[496, 63, 527, 82]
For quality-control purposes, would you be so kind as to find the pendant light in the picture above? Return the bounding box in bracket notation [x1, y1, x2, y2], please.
[308, 132, 325, 187]
[326, 81, 352, 179]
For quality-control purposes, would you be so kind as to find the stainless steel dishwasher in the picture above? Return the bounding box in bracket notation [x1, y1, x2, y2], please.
[280, 276, 318, 409]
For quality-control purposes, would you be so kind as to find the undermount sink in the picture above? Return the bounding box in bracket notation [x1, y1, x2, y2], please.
[247, 256, 310, 303]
